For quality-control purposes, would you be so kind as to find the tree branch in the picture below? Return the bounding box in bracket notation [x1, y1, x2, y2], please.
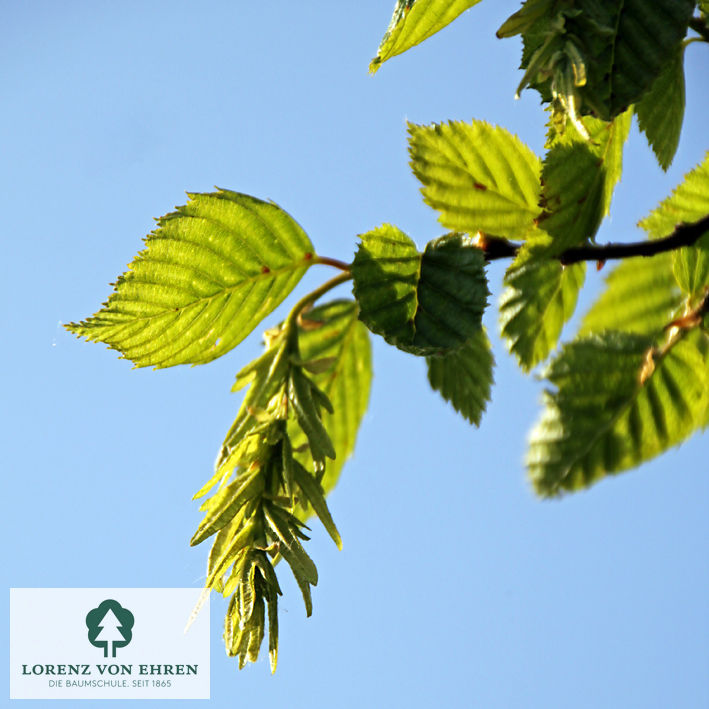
[481, 214, 709, 265]
[689, 16, 709, 43]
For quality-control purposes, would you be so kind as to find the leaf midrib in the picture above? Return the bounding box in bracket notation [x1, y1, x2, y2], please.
[103, 257, 313, 327]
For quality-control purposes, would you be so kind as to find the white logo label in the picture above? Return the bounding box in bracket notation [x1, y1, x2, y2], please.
[10, 588, 210, 700]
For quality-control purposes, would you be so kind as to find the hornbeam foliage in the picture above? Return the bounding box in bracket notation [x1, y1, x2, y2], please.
[580, 254, 683, 337]
[369, 0, 483, 73]
[68, 1, 709, 671]
[352, 226, 489, 356]
[408, 120, 542, 240]
[528, 331, 709, 496]
[500, 260, 585, 371]
[67, 191, 315, 368]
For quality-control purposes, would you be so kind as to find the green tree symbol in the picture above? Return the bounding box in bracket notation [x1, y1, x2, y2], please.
[86, 599, 134, 657]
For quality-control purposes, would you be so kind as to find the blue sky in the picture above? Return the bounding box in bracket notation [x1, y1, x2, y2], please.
[2, 2, 708, 707]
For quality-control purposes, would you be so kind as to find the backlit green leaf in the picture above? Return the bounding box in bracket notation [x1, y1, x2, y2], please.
[499, 260, 585, 371]
[66, 190, 314, 368]
[352, 226, 489, 356]
[426, 329, 494, 426]
[673, 234, 709, 298]
[370, 0, 483, 73]
[580, 254, 683, 336]
[408, 120, 542, 240]
[528, 331, 709, 496]
[636, 45, 686, 171]
[640, 152, 709, 298]
[536, 112, 631, 254]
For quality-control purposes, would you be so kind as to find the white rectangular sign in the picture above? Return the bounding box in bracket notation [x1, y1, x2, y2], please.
[10, 588, 210, 700]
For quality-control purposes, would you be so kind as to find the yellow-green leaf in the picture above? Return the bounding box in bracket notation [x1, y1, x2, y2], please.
[370, 0, 483, 74]
[408, 120, 542, 240]
[580, 253, 683, 336]
[499, 260, 585, 371]
[640, 152, 709, 298]
[66, 190, 314, 368]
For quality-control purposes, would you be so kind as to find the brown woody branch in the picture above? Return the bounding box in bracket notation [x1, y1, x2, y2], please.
[481, 214, 709, 265]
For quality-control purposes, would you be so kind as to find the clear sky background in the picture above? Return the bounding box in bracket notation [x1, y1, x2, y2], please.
[2, 2, 708, 708]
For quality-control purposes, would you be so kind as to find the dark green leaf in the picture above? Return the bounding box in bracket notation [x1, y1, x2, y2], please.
[66, 190, 314, 368]
[426, 329, 494, 425]
[636, 45, 686, 171]
[519, 0, 694, 121]
[352, 226, 488, 356]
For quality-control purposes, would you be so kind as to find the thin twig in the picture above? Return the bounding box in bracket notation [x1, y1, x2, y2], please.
[312, 255, 352, 272]
[481, 214, 709, 265]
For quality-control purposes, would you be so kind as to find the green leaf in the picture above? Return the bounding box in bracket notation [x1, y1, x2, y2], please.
[264, 504, 318, 587]
[191, 472, 264, 546]
[635, 44, 686, 171]
[66, 190, 314, 368]
[352, 226, 489, 356]
[292, 461, 342, 550]
[206, 518, 256, 588]
[408, 120, 542, 240]
[535, 111, 631, 254]
[640, 152, 709, 298]
[499, 260, 585, 371]
[290, 299, 372, 508]
[528, 331, 709, 496]
[497, 0, 553, 39]
[206, 510, 248, 593]
[426, 328, 494, 426]
[673, 233, 709, 298]
[287, 367, 336, 466]
[265, 584, 279, 672]
[370, 0, 483, 73]
[519, 0, 694, 121]
[580, 253, 683, 336]
[216, 327, 293, 474]
[580, 0, 694, 121]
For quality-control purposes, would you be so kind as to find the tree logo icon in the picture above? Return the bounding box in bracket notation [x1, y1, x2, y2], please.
[85, 599, 134, 657]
